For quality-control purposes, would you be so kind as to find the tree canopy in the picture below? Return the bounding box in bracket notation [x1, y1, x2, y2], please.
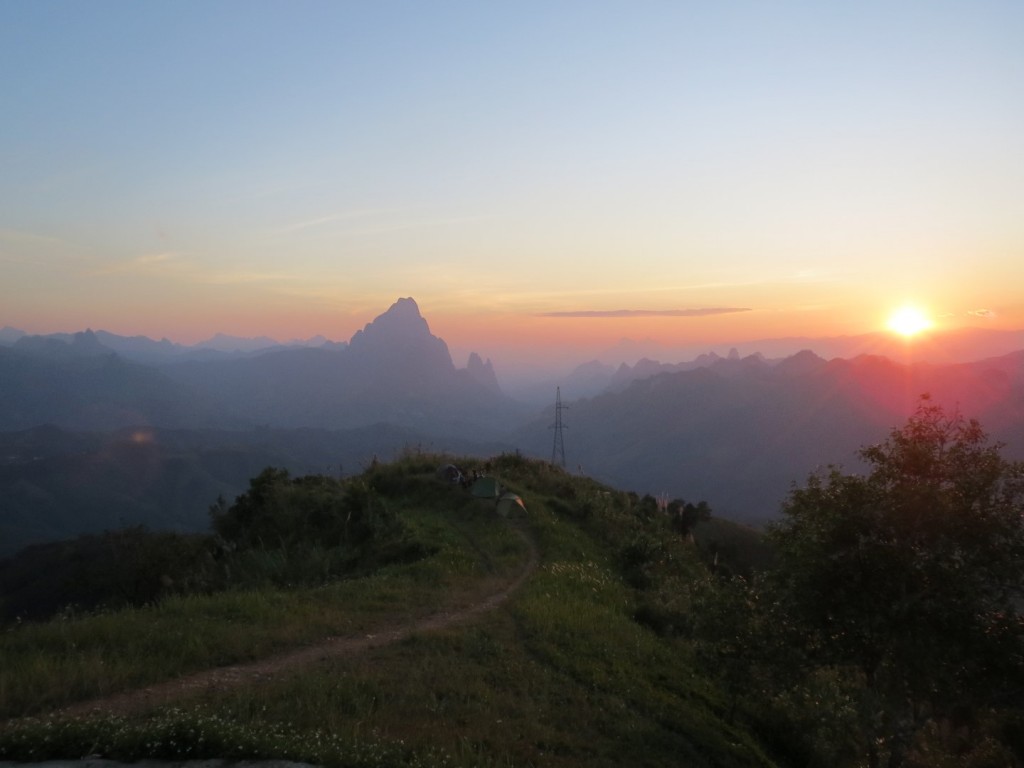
[768, 397, 1024, 767]
[210, 467, 396, 550]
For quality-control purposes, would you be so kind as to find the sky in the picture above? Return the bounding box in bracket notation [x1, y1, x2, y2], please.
[2, 1, 1023, 370]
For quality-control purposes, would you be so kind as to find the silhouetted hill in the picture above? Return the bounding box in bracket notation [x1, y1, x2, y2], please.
[12, 329, 110, 359]
[4, 328, 347, 364]
[94, 331, 190, 362]
[511, 350, 1024, 524]
[528, 350, 767, 401]
[0, 326, 25, 344]
[0, 344, 233, 431]
[161, 298, 525, 436]
[595, 326, 1024, 368]
[466, 352, 502, 394]
[195, 332, 282, 353]
[0, 299, 524, 437]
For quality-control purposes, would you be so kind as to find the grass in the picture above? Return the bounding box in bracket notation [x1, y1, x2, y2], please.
[0, 455, 784, 767]
[0, 478, 529, 719]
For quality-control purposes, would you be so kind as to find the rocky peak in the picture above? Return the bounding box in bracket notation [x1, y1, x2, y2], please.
[347, 297, 454, 374]
[688, 351, 722, 367]
[349, 298, 431, 347]
[72, 329, 108, 354]
[14, 329, 112, 359]
[608, 357, 665, 390]
[466, 352, 502, 393]
[776, 349, 826, 377]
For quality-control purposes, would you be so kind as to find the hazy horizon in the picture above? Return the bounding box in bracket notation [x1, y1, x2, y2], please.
[7, 296, 1024, 394]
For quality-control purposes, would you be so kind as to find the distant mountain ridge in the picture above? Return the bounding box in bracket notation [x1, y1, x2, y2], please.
[0, 343, 235, 431]
[0, 325, 347, 363]
[589, 326, 1024, 369]
[0, 326, 26, 344]
[0, 298, 522, 436]
[8, 317, 1024, 390]
[513, 348, 1024, 525]
[194, 333, 284, 353]
[13, 330, 111, 359]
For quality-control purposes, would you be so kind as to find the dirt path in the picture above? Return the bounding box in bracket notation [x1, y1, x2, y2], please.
[49, 524, 539, 721]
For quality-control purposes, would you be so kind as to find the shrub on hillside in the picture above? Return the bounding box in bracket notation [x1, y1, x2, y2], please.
[208, 467, 425, 587]
[210, 468, 399, 551]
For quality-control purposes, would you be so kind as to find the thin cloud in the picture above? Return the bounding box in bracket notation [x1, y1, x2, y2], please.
[91, 252, 179, 276]
[329, 214, 500, 238]
[201, 269, 302, 285]
[539, 307, 752, 318]
[271, 210, 379, 235]
[968, 309, 996, 319]
[269, 208, 417, 236]
[136, 252, 173, 265]
[0, 228, 93, 263]
[90, 252, 298, 286]
[270, 209, 499, 237]
[0, 228, 70, 246]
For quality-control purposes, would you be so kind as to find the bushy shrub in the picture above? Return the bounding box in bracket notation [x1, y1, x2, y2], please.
[207, 467, 422, 588]
[210, 468, 399, 551]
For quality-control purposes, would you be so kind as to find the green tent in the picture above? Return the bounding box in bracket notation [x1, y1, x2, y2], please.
[496, 493, 526, 517]
[471, 476, 501, 498]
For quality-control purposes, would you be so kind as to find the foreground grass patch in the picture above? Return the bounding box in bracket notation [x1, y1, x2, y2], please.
[0, 494, 529, 719]
[13, 605, 772, 768]
[0, 708, 438, 768]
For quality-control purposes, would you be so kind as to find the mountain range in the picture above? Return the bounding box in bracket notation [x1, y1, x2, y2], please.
[2, 298, 1024, 554]
[0, 325, 345, 360]
[0, 298, 521, 436]
[512, 349, 1024, 524]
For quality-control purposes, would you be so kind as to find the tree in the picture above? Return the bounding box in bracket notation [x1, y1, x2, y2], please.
[668, 498, 711, 537]
[209, 467, 395, 551]
[768, 397, 1024, 768]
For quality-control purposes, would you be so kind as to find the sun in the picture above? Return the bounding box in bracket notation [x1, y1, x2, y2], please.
[886, 306, 933, 338]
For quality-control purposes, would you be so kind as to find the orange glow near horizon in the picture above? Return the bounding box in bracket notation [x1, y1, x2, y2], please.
[431, 304, 877, 350]
[431, 311, 764, 352]
[13, 296, 1023, 365]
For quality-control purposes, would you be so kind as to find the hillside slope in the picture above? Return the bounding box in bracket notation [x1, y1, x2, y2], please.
[0, 455, 781, 768]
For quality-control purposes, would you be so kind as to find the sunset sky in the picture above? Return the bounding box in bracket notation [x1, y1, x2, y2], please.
[2, 1, 1022, 368]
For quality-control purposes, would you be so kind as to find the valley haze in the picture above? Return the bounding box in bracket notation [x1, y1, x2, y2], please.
[3, 297, 1024, 557]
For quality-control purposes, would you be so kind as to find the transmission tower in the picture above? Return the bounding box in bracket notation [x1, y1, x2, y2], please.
[550, 386, 568, 467]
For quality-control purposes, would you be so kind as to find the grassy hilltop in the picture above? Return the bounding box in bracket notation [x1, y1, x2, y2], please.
[6, 442, 1020, 767]
[0, 452, 780, 767]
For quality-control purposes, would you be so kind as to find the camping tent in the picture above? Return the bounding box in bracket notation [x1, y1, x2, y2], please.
[496, 492, 526, 517]
[471, 476, 501, 499]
